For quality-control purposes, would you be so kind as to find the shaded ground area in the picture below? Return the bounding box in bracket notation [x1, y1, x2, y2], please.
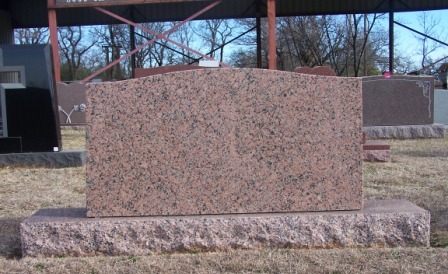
[0, 129, 447, 273]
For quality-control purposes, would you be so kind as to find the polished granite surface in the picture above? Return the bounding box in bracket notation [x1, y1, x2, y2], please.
[86, 68, 362, 217]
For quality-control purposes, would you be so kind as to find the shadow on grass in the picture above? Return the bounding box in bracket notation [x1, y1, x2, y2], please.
[431, 209, 448, 247]
[0, 217, 24, 259]
[393, 150, 448, 158]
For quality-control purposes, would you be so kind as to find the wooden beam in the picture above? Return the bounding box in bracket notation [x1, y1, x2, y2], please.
[267, 0, 276, 70]
[48, 0, 61, 83]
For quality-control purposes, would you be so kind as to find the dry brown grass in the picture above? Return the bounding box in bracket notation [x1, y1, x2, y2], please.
[0, 248, 447, 274]
[0, 129, 447, 273]
[61, 129, 86, 151]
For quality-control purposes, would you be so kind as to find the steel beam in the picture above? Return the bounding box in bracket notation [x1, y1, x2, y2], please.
[389, 0, 394, 74]
[130, 7, 136, 78]
[394, 20, 448, 48]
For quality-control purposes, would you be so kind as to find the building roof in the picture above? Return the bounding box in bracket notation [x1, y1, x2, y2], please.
[4, 0, 448, 28]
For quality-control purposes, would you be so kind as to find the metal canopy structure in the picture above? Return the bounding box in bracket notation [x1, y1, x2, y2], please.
[4, 0, 448, 28]
[1, 0, 448, 83]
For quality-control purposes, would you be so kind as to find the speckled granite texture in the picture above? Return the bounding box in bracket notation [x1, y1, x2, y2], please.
[20, 200, 430, 257]
[86, 68, 362, 217]
[135, 65, 204, 78]
[364, 124, 445, 139]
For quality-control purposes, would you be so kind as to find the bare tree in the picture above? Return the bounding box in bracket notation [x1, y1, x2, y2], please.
[58, 26, 96, 81]
[322, 15, 348, 75]
[173, 22, 195, 64]
[231, 18, 268, 68]
[277, 16, 330, 70]
[133, 29, 152, 68]
[15, 28, 49, 45]
[147, 22, 176, 67]
[106, 24, 127, 79]
[415, 12, 446, 69]
[345, 13, 386, 76]
[90, 24, 134, 79]
[393, 53, 417, 74]
[195, 19, 236, 62]
[128, 22, 179, 68]
[232, 15, 388, 76]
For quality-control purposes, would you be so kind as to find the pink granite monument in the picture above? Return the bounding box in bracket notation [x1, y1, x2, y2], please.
[21, 68, 430, 257]
[292, 66, 337, 76]
[86, 68, 362, 217]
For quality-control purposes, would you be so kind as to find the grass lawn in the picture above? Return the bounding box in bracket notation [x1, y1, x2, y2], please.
[0, 129, 447, 273]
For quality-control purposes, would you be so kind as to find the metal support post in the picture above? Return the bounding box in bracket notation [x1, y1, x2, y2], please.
[389, 0, 394, 74]
[48, 0, 61, 83]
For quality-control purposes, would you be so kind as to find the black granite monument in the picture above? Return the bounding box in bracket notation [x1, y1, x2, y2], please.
[0, 44, 61, 153]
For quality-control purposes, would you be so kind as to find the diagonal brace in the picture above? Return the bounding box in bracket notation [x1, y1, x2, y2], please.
[95, 2, 230, 67]
[82, 0, 227, 83]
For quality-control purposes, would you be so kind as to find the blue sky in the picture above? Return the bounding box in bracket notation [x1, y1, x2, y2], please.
[394, 9, 448, 67]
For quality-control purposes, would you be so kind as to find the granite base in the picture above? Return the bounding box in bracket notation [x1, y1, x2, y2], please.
[0, 150, 86, 168]
[363, 140, 391, 162]
[364, 124, 445, 139]
[21, 200, 430, 257]
[363, 150, 391, 162]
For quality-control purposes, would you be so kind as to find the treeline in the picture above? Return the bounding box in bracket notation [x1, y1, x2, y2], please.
[14, 14, 440, 81]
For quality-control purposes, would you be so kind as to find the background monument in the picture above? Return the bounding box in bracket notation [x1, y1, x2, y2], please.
[0, 44, 61, 154]
[362, 75, 444, 139]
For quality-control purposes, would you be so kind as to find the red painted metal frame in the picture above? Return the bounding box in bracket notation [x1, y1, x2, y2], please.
[48, 0, 62, 83]
[82, 0, 228, 83]
[267, 0, 276, 70]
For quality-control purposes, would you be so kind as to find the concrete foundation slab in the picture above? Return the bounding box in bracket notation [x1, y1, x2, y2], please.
[20, 200, 430, 257]
[0, 150, 85, 168]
